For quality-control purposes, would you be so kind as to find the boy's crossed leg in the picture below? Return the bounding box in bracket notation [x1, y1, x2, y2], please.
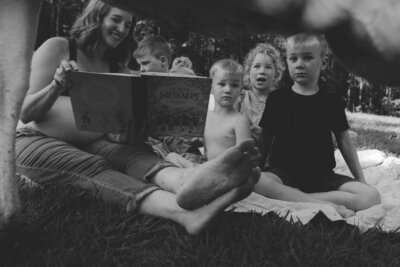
[255, 172, 355, 218]
[309, 181, 381, 211]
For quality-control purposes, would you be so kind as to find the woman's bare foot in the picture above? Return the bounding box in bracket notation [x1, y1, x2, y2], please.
[181, 179, 256, 234]
[176, 138, 260, 210]
[138, 179, 255, 235]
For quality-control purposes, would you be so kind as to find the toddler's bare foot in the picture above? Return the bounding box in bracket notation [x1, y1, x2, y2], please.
[176, 138, 260, 210]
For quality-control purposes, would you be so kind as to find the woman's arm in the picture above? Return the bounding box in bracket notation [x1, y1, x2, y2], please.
[335, 129, 366, 183]
[19, 37, 77, 123]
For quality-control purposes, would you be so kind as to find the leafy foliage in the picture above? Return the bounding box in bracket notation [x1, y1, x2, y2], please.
[37, 0, 400, 116]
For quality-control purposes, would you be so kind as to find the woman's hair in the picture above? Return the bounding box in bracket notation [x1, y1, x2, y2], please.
[242, 43, 285, 90]
[70, 0, 135, 68]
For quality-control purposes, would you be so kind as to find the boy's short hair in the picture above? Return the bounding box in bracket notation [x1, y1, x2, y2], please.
[133, 35, 172, 65]
[209, 59, 244, 79]
[286, 33, 329, 57]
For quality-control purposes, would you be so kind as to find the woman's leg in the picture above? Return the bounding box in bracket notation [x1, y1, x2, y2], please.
[16, 133, 256, 234]
[15, 132, 158, 212]
[87, 138, 261, 210]
[139, 179, 254, 234]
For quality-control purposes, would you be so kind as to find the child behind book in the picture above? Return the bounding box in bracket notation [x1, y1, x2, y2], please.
[133, 35, 171, 73]
[257, 33, 381, 213]
[239, 43, 285, 143]
[133, 36, 204, 163]
[172, 56, 192, 68]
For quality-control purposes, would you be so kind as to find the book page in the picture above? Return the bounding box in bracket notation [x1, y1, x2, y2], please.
[145, 74, 211, 137]
[68, 71, 137, 134]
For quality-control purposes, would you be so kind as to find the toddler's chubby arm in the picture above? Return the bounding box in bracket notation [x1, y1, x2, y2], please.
[234, 114, 252, 145]
[335, 129, 366, 183]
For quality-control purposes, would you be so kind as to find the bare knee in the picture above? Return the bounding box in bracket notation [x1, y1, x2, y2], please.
[365, 187, 381, 206]
[260, 172, 283, 184]
[253, 172, 283, 194]
[354, 187, 381, 210]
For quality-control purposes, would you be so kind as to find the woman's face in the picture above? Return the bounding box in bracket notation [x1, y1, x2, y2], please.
[249, 53, 277, 92]
[101, 7, 133, 48]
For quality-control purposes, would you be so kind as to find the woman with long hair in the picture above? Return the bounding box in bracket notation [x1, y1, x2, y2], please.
[16, 0, 260, 234]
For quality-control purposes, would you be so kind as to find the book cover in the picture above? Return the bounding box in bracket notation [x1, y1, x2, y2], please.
[67, 71, 211, 138]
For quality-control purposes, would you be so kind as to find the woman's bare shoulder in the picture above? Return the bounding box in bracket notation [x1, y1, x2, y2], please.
[31, 37, 70, 73]
[34, 37, 69, 59]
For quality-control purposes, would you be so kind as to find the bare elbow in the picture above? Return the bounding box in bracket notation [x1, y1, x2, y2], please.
[19, 104, 36, 123]
[19, 110, 32, 124]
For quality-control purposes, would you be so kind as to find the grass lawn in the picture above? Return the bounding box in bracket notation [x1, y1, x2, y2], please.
[346, 112, 400, 157]
[2, 112, 400, 266]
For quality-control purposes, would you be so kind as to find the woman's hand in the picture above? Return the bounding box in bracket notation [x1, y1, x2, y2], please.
[53, 59, 78, 92]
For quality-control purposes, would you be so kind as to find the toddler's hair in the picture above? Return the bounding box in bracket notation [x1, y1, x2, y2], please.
[286, 33, 329, 57]
[209, 59, 244, 79]
[133, 35, 172, 65]
[243, 43, 285, 89]
[170, 66, 196, 76]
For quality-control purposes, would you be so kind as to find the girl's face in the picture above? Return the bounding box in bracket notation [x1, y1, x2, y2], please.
[249, 53, 277, 92]
[101, 7, 133, 48]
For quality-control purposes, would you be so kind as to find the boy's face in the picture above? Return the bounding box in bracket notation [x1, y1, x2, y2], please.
[212, 69, 242, 108]
[249, 53, 277, 92]
[136, 49, 168, 73]
[286, 39, 326, 87]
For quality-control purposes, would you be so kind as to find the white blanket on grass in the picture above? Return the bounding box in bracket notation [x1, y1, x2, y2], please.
[231, 150, 400, 232]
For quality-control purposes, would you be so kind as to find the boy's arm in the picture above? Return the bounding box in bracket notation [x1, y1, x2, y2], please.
[259, 127, 274, 170]
[335, 129, 366, 183]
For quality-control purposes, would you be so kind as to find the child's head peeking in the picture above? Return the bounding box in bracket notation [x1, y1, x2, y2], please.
[133, 35, 171, 73]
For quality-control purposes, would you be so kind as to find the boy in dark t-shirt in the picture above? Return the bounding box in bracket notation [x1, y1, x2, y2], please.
[257, 33, 381, 213]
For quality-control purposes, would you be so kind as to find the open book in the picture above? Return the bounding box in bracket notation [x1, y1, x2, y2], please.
[67, 71, 211, 138]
